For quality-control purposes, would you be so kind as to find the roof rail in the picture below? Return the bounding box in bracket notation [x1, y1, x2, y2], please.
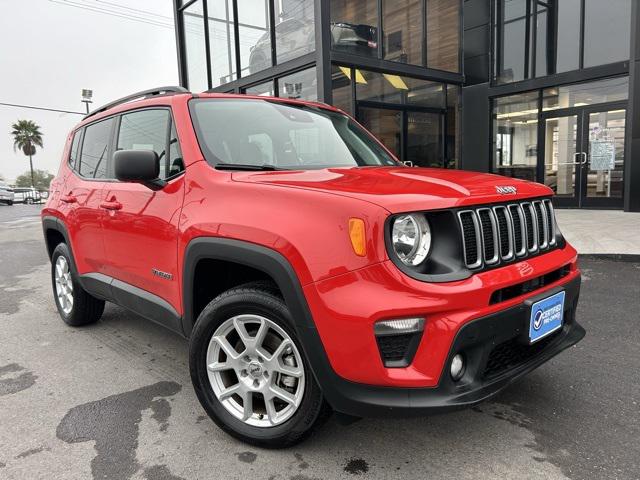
[84, 86, 189, 120]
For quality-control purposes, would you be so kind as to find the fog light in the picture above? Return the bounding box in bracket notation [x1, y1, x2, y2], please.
[374, 317, 425, 336]
[450, 353, 465, 381]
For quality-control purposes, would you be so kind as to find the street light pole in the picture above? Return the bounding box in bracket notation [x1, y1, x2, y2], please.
[81, 89, 93, 114]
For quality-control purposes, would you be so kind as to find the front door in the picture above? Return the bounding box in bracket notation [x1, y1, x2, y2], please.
[540, 102, 626, 208]
[101, 108, 185, 328]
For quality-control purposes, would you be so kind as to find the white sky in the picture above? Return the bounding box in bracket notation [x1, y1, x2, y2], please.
[0, 0, 178, 182]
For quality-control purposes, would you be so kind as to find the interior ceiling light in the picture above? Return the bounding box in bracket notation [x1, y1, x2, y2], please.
[339, 66, 367, 84]
[383, 74, 409, 90]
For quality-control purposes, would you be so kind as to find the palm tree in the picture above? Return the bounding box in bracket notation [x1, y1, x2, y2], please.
[11, 120, 43, 188]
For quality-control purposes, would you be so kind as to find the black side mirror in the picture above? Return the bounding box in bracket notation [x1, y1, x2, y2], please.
[114, 150, 166, 189]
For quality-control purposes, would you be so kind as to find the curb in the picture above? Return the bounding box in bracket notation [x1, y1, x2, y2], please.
[578, 253, 640, 263]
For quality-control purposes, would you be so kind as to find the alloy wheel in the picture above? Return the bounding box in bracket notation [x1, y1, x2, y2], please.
[206, 314, 305, 427]
[54, 255, 74, 315]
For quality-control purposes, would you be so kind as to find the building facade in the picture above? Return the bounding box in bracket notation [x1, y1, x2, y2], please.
[172, 0, 640, 211]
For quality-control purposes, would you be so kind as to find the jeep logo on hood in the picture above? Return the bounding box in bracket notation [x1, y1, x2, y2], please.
[496, 185, 517, 194]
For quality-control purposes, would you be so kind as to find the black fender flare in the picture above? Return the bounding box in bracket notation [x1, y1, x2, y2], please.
[181, 237, 316, 336]
[42, 216, 79, 273]
[182, 237, 351, 408]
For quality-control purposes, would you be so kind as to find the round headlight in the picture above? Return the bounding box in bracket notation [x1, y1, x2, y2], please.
[391, 214, 431, 266]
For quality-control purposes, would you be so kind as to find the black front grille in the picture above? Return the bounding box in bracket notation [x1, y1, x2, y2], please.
[483, 332, 558, 379]
[457, 198, 557, 272]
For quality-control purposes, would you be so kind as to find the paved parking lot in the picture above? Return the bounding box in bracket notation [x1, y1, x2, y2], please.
[0, 205, 638, 480]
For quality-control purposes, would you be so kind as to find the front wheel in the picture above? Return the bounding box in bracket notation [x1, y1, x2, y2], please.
[189, 282, 330, 448]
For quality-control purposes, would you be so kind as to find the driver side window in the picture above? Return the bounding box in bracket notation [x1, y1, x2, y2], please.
[117, 109, 183, 180]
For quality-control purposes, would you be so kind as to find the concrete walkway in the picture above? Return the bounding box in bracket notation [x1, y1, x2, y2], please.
[555, 209, 640, 255]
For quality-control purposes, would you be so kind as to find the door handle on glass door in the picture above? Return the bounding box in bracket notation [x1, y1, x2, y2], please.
[579, 152, 588, 165]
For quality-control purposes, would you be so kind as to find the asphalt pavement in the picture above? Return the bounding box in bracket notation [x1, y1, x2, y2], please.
[0, 203, 638, 480]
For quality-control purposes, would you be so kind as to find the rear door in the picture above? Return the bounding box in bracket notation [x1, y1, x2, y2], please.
[101, 108, 185, 327]
[61, 118, 114, 276]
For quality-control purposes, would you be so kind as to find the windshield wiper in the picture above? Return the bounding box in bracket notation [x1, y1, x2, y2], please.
[214, 163, 284, 171]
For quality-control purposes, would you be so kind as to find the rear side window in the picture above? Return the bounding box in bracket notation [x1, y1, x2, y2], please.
[69, 131, 81, 169]
[117, 109, 183, 180]
[79, 118, 114, 179]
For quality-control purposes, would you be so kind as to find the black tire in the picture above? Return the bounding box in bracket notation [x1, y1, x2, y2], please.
[7, 201, 13, 206]
[189, 281, 330, 448]
[51, 243, 105, 326]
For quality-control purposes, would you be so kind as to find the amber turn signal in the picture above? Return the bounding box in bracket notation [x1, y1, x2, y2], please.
[348, 218, 366, 257]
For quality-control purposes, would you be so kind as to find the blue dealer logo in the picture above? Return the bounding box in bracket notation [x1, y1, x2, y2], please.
[533, 310, 543, 331]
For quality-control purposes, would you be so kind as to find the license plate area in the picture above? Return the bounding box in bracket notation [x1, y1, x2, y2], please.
[528, 290, 565, 344]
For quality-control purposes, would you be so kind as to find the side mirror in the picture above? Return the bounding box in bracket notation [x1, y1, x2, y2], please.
[114, 149, 165, 189]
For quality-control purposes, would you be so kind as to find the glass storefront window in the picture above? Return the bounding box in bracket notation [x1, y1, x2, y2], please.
[495, 0, 632, 84]
[244, 81, 275, 96]
[583, 0, 632, 68]
[277, 68, 318, 101]
[382, 0, 423, 65]
[275, 0, 315, 64]
[542, 77, 630, 111]
[535, 0, 580, 77]
[237, 0, 272, 77]
[492, 91, 539, 181]
[184, 1, 208, 92]
[356, 70, 445, 108]
[331, 65, 353, 115]
[446, 84, 459, 168]
[425, 0, 460, 72]
[330, 0, 379, 58]
[207, 0, 236, 87]
[496, 0, 527, 83]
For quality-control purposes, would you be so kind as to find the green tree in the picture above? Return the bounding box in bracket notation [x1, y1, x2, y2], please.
[11, 119, 43, 187]
[15, 169, 54, 190]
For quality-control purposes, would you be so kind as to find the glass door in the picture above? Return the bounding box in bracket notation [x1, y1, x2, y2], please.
[541, 113, 582, 207]
[581, 106, 626, 208]
[357, 106, 403, 159]
[405, 111, 443, 168]
[357, 102, 447, 167]
[540, 102, 626, 208]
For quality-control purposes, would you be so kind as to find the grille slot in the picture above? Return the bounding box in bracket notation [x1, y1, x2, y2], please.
[493, 206, 514, 260]
[458, 211, 482, 269]
[478, 208, 499, 264]
[533, 201, 548, 248]
[457, 198, 558, 271]
[522, 203, 537, 252]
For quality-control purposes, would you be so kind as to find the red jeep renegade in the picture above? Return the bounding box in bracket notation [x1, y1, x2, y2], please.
[42, 87, 584, 447]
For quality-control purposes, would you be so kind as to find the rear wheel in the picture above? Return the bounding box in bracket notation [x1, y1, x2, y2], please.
[189, 282, 329, 448]
[51, 243, 105, 326]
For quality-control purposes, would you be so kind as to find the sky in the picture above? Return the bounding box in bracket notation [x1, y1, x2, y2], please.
[0, 0, 178, 182]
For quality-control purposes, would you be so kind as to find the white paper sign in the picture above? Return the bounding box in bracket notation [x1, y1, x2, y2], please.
[590, 141, 615, 170]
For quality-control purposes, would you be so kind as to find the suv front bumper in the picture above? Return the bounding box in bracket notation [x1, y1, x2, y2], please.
[305, 274, 583, 417]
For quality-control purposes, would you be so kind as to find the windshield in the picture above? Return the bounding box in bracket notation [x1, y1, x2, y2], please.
[189, 98, 399, 170]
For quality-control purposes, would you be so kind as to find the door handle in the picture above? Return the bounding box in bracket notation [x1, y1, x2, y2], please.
[100, 200, 122, 211]
[579, 152, 588, 165]
[60, 194, 77, 204]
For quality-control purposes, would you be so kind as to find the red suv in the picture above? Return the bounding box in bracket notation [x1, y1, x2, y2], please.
[42, 87, 584, 447]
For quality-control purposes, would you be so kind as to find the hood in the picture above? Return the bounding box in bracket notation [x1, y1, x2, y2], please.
[231, 166, 552, 213]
